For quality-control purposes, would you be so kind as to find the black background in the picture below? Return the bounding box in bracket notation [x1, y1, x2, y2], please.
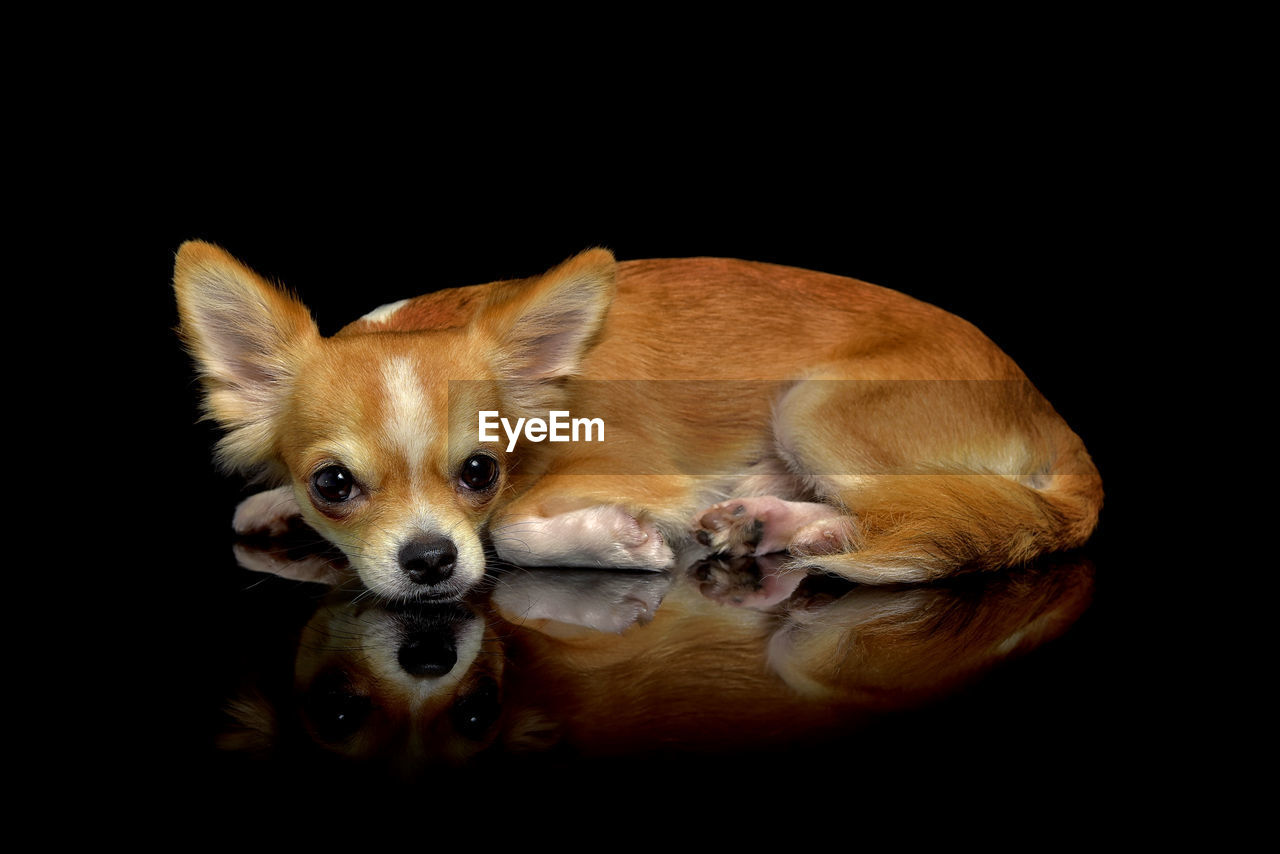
[105, 149, 1160, 822]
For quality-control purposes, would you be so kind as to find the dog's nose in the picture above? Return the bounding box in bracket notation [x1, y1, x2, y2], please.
[397, 629, 458, 677]
[398, 535, 458, 586]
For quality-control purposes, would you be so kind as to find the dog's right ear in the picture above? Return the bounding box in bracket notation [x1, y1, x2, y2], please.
[173, 241, 319, 476]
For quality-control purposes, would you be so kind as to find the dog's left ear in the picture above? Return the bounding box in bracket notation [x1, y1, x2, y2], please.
[475, 248, 617, 397]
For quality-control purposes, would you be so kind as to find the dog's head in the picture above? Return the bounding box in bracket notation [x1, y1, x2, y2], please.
[174, 242, 616, 602]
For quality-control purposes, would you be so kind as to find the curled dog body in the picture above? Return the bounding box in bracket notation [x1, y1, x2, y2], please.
[175, 243, 1101, 603]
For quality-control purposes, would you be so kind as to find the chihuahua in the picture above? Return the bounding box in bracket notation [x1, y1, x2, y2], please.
[174, 243, 1102, 603]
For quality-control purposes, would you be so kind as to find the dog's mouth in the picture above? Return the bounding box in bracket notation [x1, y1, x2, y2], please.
[390, 580, 480, 606]
[345, 541, 486, 605]
[395, 587, 469, 604]
[346, 557, 477, 605]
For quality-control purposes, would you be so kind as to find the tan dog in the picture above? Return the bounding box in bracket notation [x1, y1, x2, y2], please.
[174, 242, 1101, 603]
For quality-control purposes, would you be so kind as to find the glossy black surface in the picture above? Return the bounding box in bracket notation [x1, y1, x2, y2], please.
[212, 532, 1099, 773]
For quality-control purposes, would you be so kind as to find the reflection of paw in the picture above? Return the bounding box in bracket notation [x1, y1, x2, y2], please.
[233, 487, 301, 537]
[491, 568, 672, 634]
[691, 553, 805, 609]
[599, 588, 662, 632]
[694, 496, 853, 558]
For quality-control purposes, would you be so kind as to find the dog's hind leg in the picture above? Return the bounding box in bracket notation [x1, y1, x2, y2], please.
[695, 374, 1102, 585]
[795, 472, 1094, 584]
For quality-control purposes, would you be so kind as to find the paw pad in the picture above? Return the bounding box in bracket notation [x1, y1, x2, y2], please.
[694, 499, 779, 557]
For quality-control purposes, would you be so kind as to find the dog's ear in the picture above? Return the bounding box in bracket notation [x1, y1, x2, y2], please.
[173, 241, 319, 476]
[474, 248, 616, 404]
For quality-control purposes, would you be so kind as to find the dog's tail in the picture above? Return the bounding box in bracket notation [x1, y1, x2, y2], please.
[799, 434, 1103, 585]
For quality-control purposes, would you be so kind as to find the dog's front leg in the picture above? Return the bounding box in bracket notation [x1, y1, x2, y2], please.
[489, 505, 674, 571]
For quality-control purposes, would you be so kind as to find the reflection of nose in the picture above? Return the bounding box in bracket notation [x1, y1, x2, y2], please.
[397, 629, 459, 677]
[398, 535, 457, 586]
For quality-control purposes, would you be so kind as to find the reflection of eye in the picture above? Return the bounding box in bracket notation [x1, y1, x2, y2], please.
[451, 678, 501, 741]
[459, 454, 499, 492]
[305, 671, 372, 743]
[312, 465, 358, 503]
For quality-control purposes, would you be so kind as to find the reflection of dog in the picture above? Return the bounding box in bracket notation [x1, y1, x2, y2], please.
[176, 243, 1102, 603]
[220, 548, 1095, 765]
[220, 593, 520, 769]
[494, 556, 1097, 756]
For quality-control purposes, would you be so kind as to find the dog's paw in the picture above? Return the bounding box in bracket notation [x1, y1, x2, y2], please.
[491, 506, 675, 571]
[233, 486, 301, 537]
[613, 513, 675, 570]
[693, 496, 854, 558]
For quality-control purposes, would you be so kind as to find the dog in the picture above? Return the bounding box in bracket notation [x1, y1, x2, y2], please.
[174, 242, 1102, 604]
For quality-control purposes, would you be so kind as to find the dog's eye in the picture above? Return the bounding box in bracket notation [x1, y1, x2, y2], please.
[450, 678, 501, 741]
[459, 454, 499, 492]
[312, 465, 357, 503]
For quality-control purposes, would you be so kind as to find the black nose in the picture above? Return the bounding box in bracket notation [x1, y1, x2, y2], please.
[397, 629, 458, 677]
[398, 535, 458, 586]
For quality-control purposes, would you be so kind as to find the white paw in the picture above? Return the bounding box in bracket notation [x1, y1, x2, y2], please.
[492, 506, 675, 571]
[232, 486, 301, 537]
[612, 513, 675, 569]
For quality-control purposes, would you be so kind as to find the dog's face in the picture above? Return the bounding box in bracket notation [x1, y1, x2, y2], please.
[175, 242, 615, 601]
[275, 340, 507, 602]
